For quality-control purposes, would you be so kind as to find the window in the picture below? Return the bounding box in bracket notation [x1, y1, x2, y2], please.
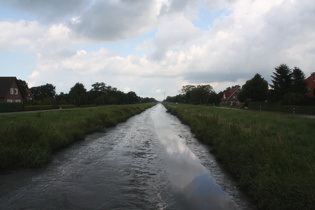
[14, 88, 18, 95]
[7, 99, 13, 103]
[15, 99, 21, 103]
[10, 88, 14, 95]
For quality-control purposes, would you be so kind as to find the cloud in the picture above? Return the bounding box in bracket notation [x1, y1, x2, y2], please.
[0, 0, 87, 22]
[69, 0, 161, 41]
[179, 0, 315, 84]
[2, 0, 315, 101]
[0, 20, 42, 50]
[1, 0, 201, 42]
[149, 15, 204, 61]
[161, 0, 199, 15]
[204, 0, 233, 12]
[28, 46, 184, 100]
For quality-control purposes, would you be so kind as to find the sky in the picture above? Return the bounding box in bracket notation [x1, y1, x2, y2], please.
[1, 0, 315, 101]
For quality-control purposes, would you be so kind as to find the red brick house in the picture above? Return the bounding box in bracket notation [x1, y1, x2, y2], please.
[306, 72, 315, 98]
[0, 77, 24, 103]
[220, 86, 241, 106]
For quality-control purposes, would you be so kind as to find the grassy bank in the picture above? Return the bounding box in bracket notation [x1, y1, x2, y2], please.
[0, 103, 155, 170]
[164, 103, 315, 210]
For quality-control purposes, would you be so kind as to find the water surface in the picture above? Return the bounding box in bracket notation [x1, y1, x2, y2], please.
[0, 104, 253, 209]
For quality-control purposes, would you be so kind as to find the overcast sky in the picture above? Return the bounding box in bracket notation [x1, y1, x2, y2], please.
[1, 0, 315, 100]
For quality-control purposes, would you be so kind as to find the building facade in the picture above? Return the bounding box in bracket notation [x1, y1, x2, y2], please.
[220, 86, 241, 106]
[306, 72, 315, 98]
[0, 77, 24, 103]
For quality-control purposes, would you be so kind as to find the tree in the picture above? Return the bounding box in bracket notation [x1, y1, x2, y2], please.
[280, 67, 308, 105]
[87, 82, 107, 105]
[213, 91, 223, 105]
[56, 92, 69, 105]
[270, 64, 292, 100]
[91, 82, 107, 93]
[69, 83, 86, 106]
[238, 74, 268, 102]
[165, 94, 185, 103]
[185, 85, 214, 104]
[269, 64, 307, 104]
[291, 67, 307, 94]
[165, 84, 222, 105]
[30, 83, 56, 103]
[142, 97, 157, 103]
[127, 91, 139, 104]
[180, 85, 196, 95]
[189, 88, 206, 104]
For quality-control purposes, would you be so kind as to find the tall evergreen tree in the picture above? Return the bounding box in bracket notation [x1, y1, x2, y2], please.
[291, 67, 307, 94]
[270, 64, 292, 101]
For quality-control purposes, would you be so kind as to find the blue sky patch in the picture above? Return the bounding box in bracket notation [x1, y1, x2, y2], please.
[193, 7, 231, 30]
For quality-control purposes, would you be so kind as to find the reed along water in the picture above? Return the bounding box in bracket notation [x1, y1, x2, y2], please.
[0, 104, 254, 210]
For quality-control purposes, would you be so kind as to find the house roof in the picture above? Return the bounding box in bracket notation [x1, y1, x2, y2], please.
[221, 86, 240, 101]
[0, 77, 17, 99]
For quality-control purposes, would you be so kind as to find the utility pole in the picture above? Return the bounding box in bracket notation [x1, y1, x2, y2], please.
[163, 91, 166, 101]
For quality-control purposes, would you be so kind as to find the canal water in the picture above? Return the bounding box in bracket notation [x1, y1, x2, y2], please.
[0, 104, 253, 210]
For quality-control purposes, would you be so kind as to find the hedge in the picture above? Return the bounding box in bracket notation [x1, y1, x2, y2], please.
[248, 101, 315, 115]
[0, 103, 24, 112]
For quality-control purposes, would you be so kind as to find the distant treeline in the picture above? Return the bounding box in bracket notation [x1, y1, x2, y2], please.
[165, 64, 315, 106]
[165, 84, 223, 105]
[20, 81, 157, 106]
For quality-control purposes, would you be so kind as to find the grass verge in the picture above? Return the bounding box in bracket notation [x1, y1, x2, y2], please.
[164, 103, 315, 210]
[0, 103, 155, 170]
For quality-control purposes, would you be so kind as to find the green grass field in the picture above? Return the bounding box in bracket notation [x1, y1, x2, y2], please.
[164, 103, 315, 210]
[0, 103, 155, 170]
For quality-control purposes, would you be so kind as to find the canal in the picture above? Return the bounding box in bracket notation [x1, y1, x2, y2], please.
[0, 104, 253, 209]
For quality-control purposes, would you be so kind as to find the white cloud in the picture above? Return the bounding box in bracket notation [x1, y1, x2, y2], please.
[0, 20, 42, 50]
[150, 15, 204, 61]
[2, 0, 315, 100]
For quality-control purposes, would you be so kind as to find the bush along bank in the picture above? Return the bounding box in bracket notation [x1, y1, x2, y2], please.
[0, 103, 156, 170]
[164, 103, 315, 210]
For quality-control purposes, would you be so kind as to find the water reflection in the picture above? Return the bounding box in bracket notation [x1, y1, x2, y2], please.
[182, 173, 236, 209]
[0, 104, 249, 209]
[152, 104, 237, 209]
